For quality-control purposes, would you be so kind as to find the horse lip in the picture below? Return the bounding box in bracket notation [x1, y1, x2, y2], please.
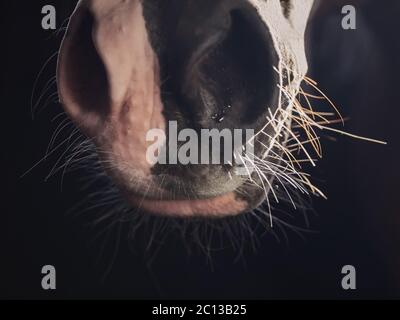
[129, 192, 247, 218]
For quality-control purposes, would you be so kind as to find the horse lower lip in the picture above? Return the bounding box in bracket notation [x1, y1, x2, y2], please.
[130, 192, 247, 218]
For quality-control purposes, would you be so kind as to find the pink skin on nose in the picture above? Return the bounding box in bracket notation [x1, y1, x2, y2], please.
[131, 192, 248, 218]
[59, 0, 166, 177]
[88, 0, 166, 177]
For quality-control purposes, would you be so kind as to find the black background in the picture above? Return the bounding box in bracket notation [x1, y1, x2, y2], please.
[1, 0, 400, 299]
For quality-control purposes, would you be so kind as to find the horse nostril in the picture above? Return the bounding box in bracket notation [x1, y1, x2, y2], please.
[164, 0, 279, 130]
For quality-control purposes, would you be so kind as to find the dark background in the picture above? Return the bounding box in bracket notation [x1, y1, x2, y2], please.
[1, 0, 399, 299]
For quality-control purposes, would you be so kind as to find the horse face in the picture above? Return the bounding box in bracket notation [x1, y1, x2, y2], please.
[58, 0, 315, 217]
